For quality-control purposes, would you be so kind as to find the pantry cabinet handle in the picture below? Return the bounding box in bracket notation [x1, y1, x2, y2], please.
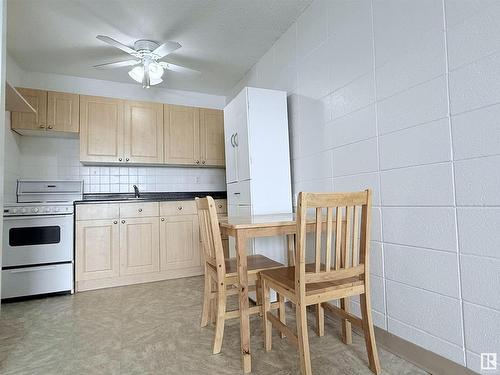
[234, 133, 239, 147]
[230, 134, 235, 147]
[121, 220, 125, 224]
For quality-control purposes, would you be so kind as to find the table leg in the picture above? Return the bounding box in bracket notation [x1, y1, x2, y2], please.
[235, 231, 251, 373]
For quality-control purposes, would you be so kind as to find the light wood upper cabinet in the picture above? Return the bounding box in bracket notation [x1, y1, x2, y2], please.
[160, 214, 201, 271]
[11, 88, 47, 131]
[76, 219, 120, 281]
[80, 95, 124, 163]
[120, 217, 160, 275]
[47, 91, 79, 133]
[200, 108, 225, 166]
[164, 104, 200, 165]
[124, 101, 164, 164]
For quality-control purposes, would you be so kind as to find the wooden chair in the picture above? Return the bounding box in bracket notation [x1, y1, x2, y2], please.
[195, 196, 285, 354]
[260, 190, 381, 375]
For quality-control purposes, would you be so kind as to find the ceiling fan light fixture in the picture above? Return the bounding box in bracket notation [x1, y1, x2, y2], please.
[128, 64, 163, 87]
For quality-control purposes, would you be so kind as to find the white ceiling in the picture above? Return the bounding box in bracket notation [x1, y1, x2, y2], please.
[7, 0, 311, 96]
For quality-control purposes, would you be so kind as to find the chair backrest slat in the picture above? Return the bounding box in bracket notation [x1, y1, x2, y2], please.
[325, 207, 333, 271]
[315, 207, 322, 273]
[196, 196, 226, 279]
[296, 190, 372, 294]
[352, 206, 359, 267]
[343, 206, 352, 269]
[335, 207, 342, 270]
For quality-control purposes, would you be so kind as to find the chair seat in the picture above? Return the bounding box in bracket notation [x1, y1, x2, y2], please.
[260, 264, 364, 298]
[208, 254, 284, 277]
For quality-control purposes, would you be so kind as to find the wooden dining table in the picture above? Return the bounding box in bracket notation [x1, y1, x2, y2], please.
[218, 213, 325, 373]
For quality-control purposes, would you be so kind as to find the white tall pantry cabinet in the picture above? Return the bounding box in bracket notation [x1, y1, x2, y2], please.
[224, 87, 292, 263]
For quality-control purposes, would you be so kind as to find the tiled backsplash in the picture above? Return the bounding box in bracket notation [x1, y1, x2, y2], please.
[4, 132, 226, 203]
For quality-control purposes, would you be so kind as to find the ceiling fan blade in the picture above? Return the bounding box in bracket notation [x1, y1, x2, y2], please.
[152, 41, 181, 58]
[160, 62, 201, 75]
[93, 59, 140, 69]
[96, 35, 137, 56]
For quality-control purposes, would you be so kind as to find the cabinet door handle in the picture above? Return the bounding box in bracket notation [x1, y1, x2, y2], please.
[177, 206, 183, 211]
[218, 204, 222, 208]
[121, 220, 126, 224]
[39, 125, 45, 129]
[126, 158, 130, 162]
[161, 218, 165, 222]
[202, 160, 206, 164]
[47, 125, 53, 130]
[119, 158, 123, 162]
[234, 192, 241, 195]
[138, 208, 143, 212]
[233, 132, 239, 147]
[113, 220, 118, 224]
[195, 160, 200, 164]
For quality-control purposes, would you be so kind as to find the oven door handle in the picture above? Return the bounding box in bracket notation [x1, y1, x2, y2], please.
[8, 266, 58, 273]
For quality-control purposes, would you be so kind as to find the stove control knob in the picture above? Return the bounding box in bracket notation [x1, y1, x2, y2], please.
[44, 207, 51, 213]
[21, 208, 27, 214]
[54, 207, 60, 212]
[12, 208, 18, 214]
[32, 207, 39, 213]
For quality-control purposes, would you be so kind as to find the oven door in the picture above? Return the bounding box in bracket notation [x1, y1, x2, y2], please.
[2, 215, 73, 267]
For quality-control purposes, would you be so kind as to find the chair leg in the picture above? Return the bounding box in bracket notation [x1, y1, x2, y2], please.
[340, 297, 352, 344]
[315, 303, 324, 337]
[256, 277, 263, 308]
[201, 269, 211, 327]
[262, 278, 272, 351]
[210, 279, 217, 325]
[277, 292, 286, 338]
[360, 292, 381, 374]
[296, 303, 312, 375]
[212, 284, 227, 354]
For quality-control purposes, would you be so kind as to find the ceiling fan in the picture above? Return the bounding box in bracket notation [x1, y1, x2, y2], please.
[94, 35, 200, 88]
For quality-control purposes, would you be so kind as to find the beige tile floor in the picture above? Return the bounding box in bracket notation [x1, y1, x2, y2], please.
[0, 276, 428, 374]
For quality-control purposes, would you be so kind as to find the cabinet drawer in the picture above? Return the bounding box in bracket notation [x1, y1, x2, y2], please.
[214, 199, 227, 214]
[160, 200, 196, 216]
[76, 203, 119, 221]
[120, 202, 159, 218]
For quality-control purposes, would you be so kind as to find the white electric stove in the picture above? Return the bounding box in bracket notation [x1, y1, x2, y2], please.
[2, 180, 83, 300]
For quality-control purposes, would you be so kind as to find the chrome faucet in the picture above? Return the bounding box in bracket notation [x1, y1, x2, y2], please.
[133, 185, 140, 198]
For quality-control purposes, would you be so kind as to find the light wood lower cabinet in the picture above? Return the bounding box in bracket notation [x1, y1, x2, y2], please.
[75, 199, 226, 292]
[120, 217, 160, 275]
[160, 215, 200, 270]
[76, 219, 120, 281]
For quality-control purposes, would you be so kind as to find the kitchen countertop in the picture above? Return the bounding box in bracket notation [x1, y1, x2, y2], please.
[74, 191, 227, 204]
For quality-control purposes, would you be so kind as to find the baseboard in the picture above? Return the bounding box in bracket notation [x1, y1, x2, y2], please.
[324, 313, 476, 375]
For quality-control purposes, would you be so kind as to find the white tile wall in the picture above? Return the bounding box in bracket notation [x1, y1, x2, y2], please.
[463, 303, 500, 369]
[227, 0, 500, 370]
[3, 134, 226, 202]
[386, 281, 463, 346]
